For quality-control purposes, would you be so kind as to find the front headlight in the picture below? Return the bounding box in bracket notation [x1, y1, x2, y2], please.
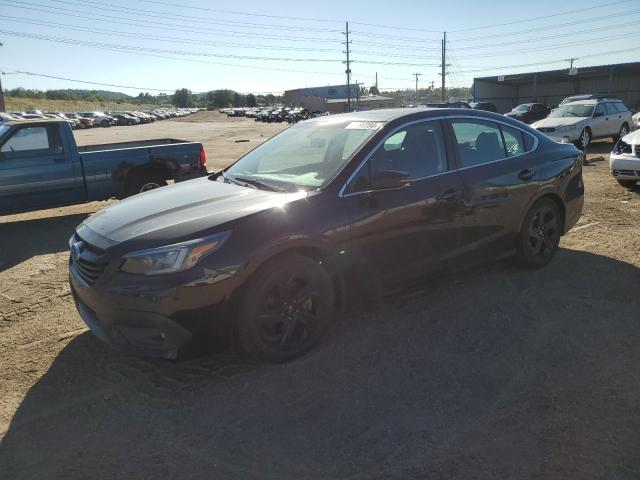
[120, 231, 230, 275]
[557, 125, 575, 133]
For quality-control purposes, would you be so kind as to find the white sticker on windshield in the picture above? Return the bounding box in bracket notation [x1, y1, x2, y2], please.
[345, 121, 384, 130]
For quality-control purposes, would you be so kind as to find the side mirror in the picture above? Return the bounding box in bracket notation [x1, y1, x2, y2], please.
[593, 111, 604, 118]
[370, 169, 411, 191]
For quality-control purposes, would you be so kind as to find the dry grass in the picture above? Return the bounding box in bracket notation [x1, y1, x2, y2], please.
[5, 96, 159, 113]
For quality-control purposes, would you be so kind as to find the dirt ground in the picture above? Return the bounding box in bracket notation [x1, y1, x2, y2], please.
[1, 112, 639, 479]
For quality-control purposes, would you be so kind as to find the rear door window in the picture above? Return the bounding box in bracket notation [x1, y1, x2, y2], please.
[605, 103, 618, 115]
[500, 125, 526, 157]
[450, 120, 507, 167]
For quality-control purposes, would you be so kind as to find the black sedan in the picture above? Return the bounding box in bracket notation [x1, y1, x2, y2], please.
[69, 108, 584, 361]
[505, 103, 551, 124]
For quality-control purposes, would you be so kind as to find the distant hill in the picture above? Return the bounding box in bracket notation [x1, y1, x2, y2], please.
[61, 89, 134, 101]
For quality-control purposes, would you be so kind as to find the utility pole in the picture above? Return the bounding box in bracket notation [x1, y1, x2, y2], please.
[342, 21, 352, 112]
[567, 58, 576, 69]
[441, 32, 447, 103]
[412, 72, 422, 104]
[375, 72, 378, 90]
[0, 43, 5, 112]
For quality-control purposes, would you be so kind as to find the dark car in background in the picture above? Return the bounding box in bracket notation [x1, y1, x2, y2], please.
[470, 102, 498, 113]
[505, 103, 551, 124]
[69, 108, 584, 362]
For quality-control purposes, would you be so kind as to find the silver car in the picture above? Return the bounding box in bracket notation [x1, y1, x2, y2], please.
[531, 99, 632, 149]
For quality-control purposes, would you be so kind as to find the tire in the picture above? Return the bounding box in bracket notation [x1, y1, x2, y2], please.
[101, 120, 110, 127]
[574, 128, 591, 150]
[515, 198, 561, 269]
[124, 170, 168, 197]
[613, 123, 629, 142]
[236, 254, 335, 362]
[617, 179, 637, 188]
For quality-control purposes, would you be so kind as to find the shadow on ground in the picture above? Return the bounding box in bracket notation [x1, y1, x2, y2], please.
[0, 213, 88, 272]
[2, 249, 640, 479]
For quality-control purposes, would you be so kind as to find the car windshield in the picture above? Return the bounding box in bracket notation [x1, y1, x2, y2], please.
[549, 104, 594, 118]
[224, 119, 381, 190]
[513, 104, 530, 112]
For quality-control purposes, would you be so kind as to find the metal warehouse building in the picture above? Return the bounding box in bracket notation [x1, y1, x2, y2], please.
[284, 84, 400, 113]
[473, 62, 640, 113]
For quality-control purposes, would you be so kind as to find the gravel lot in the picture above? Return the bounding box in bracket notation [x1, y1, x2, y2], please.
[1, 112, 639, 479]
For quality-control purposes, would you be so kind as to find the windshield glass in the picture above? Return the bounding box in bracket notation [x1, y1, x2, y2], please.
[549, 104, 594, 118]
[513, 104, 529, 112]
[0, 125, 9, 137]
[225, 119, 382, 189]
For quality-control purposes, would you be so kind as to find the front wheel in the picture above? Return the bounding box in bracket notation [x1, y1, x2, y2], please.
[236, 254, 335, 362]
[515, 198, 561, 269]
[574, 128, 591, 150]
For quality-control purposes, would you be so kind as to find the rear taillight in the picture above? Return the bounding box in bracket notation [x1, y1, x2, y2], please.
[199, 147, 207, 169]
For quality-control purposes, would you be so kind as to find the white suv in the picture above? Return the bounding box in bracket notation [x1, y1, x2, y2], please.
[531, 98, 632, 149]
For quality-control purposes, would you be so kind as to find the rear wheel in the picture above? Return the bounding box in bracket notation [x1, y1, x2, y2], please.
[124, 171, 168, 197]
[236, 254, 335, 362]
[617, 179, 637, 188]
[515, 198, 561, 269]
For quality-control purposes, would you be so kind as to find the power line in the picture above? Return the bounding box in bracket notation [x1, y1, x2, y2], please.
[2, 70, 175, 91]
[450, 0, 633, 32]
[0, 29, 445, 67]
[0, 1, 341, 43]
[453, 9, 640, 42]
[456, 47, 640, 74]
[0, 30, 341, 62]
[136, 0, 342, 23]
[453, 30, 640, 59]
[46, 0, 342, 33]
[2, 15, 340, 52]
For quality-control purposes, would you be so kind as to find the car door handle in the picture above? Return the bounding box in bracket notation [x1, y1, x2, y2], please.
[436, 189, 461, 202]
[518, 168, 535, 181]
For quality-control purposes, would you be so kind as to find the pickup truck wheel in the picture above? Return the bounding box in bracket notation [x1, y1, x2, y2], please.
[125, 171, 168, 197]
[236, 254, 335, 362]
[617, 179, 637, 188]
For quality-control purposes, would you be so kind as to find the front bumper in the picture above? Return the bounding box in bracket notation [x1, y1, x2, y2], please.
[69, 246, 244, 359]
[610, 152, 640, 180]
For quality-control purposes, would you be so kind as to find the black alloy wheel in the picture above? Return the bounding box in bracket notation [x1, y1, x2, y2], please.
[515, 198, 561, 269]
[237, 254, 335, 362]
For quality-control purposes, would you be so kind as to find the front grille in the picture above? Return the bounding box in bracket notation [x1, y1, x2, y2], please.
[70, 234, 109, 285]
[612, 169, 640, 177]
[537, 127, 556, 133]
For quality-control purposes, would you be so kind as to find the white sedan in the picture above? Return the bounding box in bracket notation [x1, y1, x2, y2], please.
[610, 129, 640, 187]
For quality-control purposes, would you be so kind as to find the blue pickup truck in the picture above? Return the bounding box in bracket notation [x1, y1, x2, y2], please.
[0, 119, 208, 215]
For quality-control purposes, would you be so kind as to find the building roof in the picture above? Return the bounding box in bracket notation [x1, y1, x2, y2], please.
[474, 61, 640, 85]
[325, 95, 395, 104]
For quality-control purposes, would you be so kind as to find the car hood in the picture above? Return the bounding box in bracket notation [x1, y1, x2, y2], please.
[621, 128, 640, 145]
[82, 177, 307, 243]
[531, 117, 586, 128]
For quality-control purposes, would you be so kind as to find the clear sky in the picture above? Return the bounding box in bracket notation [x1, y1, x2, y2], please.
[0, 0, 638, 96]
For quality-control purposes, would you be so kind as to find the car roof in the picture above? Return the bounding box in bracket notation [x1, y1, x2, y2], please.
[305, 107, 469, 123]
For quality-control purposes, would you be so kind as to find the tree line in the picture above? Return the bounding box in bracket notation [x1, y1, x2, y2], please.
[172, 88, 282, 109]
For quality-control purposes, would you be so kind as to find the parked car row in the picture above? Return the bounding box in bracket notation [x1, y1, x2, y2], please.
[0, 108, 201, 129]
[220, 107, 326, 123]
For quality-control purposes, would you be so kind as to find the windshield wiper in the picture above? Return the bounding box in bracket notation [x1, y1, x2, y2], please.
[233, 176, 285, 192]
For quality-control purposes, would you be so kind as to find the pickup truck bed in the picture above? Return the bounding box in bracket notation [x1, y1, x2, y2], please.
[0, 120, 208, 215]
[78, 138, 192, 152]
